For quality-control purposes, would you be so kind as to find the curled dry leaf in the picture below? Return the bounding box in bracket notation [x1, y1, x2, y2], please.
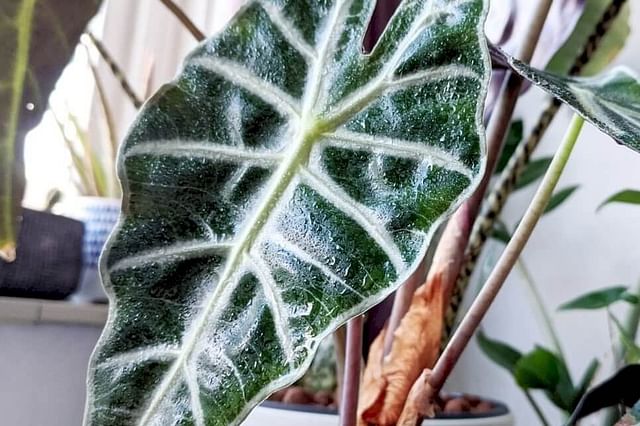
[358, 272, 446, 425]
[359, 327, 387, 426]
[397, 369, 437, 426]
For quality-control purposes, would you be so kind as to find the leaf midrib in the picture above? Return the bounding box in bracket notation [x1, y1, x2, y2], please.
[135, 1, 483, 422]
[136, 2, 351, 423]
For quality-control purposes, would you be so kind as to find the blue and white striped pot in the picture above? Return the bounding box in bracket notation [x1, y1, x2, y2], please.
[57, 197, 121, 302]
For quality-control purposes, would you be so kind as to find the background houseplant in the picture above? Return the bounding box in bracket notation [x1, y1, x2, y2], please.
[477, 190, 640, 425]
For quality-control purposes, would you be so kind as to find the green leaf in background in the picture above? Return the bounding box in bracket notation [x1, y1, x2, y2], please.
[514, 346, 576, 412]
[85, 1, 490, 425]
[506, 61, 640, 154]
[610, 314, 640, 364]
[572, 358, 600, 409]
[598, 189, 640, 211]
[546, 0, 630, 77]
[299, 336, 337, 393]
[515, 157, 552, 190]
[491, 220, 511, 244]
[544, 185, 579, 214]
[477, 331, 522, 373]
[559, 286, 639, 310]
[0, 0, 102, 261]
[495, 119, 523, 174]
[515, 347, 561, 389]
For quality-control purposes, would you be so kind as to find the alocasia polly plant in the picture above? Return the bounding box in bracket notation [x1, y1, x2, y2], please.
[85, 1, 491, 425]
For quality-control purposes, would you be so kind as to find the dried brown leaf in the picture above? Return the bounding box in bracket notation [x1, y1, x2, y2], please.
[358, 272, 445, 425]
[397, 369, 437, 426]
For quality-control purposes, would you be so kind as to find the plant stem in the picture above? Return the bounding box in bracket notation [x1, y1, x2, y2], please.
[524, 389, 551, 426]
[333, 326, 347, 405]
[85, 32, 143, 109]
[603, 281, 640, 426]
[340, 316, 363, 426]
[383, 256, 427, 355]
[618, 281, 640, 361]
[517, 258, 565, 359]
[158, 0, 205, 42]
[428, 114, 585, 399]
[415, 0, 552, 342]
[446, 0, 629, 338]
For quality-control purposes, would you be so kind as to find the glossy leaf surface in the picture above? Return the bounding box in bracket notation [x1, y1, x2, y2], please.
[86, 1, 490, 425]
[507, 60, 640, 154]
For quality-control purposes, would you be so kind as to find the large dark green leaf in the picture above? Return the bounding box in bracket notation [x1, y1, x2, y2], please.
[0, 0, 102, 261]
[86, 1, 490, 425]
[566, 364, 640, 425]
[598, 189, 640, 211]
[506, 60, 640, 154]
[559, 286, 638, 310]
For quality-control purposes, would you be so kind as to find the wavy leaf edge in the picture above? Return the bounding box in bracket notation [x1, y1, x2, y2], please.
[85, 1, 492, 425]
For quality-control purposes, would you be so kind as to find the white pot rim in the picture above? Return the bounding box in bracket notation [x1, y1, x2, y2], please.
[244, 400, 514, 426]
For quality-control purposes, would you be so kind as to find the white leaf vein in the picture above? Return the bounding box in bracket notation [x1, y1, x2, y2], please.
[258, 1, 317, 62]
[221, 165, 250, 199]
[325, 129, 473, 179]
[190, 57, 302, 117]
[325, 0, 476, 123]
[99, 345, 179, 371]
[126, 140, 283, 165]
[302, 0, 351, 116]
[121, 1, 485, 424]
[299, 167, 406, 272]
[270, 234, 365, 299]
[109, 240, 233, 273]
[183, 364, 205, 426]
[388, 64, 480, 90]
[247, 251, 295, 365]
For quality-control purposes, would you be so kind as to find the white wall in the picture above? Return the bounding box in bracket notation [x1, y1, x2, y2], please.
[0, 324, 102, 426]
[447, 4, 640, 425]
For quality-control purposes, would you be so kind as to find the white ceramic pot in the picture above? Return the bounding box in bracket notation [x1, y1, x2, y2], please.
[243, 401, 514, 426]
[55, 196, 121, 302]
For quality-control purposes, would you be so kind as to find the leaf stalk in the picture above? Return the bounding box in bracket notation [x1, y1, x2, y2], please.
[427, 114, 585, 405]
[340, 316, 364, 426]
